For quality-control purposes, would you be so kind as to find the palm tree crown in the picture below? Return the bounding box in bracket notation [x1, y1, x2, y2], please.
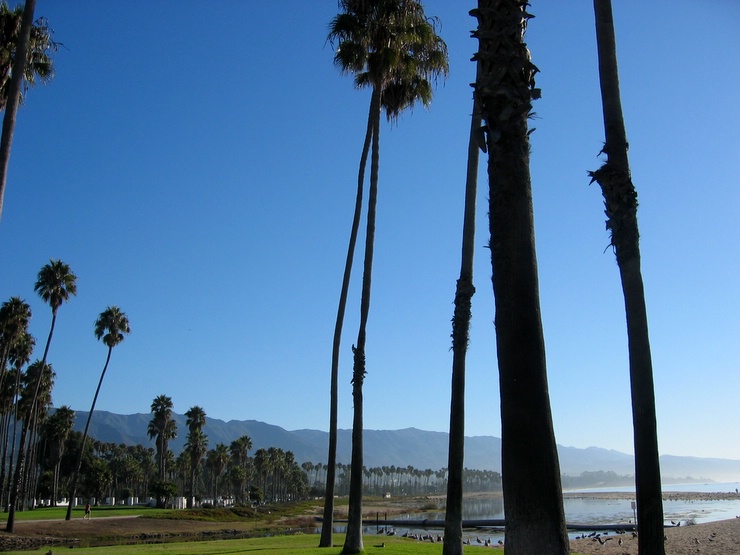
[185, 405, 206, 434]
[328, 0, 448, 121]
[0, 296, 32, 386]
[94, 306, 131, 349]
[0, 4, 56, 109]
[34, 259, 77, 315]
[148, 394, 177, 481]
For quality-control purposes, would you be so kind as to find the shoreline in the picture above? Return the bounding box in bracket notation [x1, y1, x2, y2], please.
[569, 517, 740, 555]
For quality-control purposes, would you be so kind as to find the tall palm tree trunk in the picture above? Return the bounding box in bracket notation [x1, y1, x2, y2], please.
[1, 371, 22, 510]
[590, 1, 664, 553]
[65, 346, 112, 520]
[472, 2, 569, 553]
[0, 0, 36, 222]
[0, 411, 10, 504]
[320, 91, 375, 548]
[342, 86, 381, 555]
[6, 311, 55, 532]
[443, 94, 481, 555]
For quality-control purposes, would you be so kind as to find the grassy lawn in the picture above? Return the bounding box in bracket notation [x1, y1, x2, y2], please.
[1, 533, 503, 554]
[8, 505, 171, 521]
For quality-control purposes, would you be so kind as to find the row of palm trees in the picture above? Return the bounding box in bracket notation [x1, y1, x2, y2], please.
[304, 461, 502, 497]
[144, 396, 309, 507]
[322, 1, 664, 554]
[2, 388, 313, 515]
[0, 259, 130, 531]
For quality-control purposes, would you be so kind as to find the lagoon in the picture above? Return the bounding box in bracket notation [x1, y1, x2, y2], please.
[361, 482, 740, 543]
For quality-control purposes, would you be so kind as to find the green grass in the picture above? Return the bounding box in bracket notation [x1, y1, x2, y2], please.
[8, 505, 170, 521]
[0, 533, 593, 555]
[0, 533, 505, 554]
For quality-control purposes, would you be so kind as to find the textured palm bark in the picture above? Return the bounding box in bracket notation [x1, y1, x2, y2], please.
[591, 4, 665, 552]
[342, 85, 381, 555]
[0, 0, 36, 222]
[443, 96, 481, 555]
[472, 1, 569, 553]
[320, 87, 376, 550]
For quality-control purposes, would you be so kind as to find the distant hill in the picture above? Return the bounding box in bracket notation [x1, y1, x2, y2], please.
[72, 410, 740, 483]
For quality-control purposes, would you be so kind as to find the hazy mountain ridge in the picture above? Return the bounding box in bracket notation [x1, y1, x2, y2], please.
[73, 411, 740, 482]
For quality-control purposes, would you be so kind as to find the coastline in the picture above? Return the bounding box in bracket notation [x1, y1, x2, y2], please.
[569, 517, 740, 555]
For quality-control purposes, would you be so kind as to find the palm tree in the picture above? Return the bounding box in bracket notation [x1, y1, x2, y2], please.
[589, 1, 664, 552]
[6, 259, 76, 532]
[0, 329, 33, 508]
[65, 306, 130, 520]
[326, 2, 448, 551]
[0, 297, 32, 394]
[470, 2, 568, 553]
[147, 394, 177, 499]
[0, 1, 57, 222]
[184, 405, 208, 509]
[443, 83, 482, 555]
[229, 435, 252, 468]
[17, 358, 53, 509]
[229, 434, 252, 502]
[206, 443, 229, 502]
[0, 3, 55, 108]
[39, 405, 74, 506]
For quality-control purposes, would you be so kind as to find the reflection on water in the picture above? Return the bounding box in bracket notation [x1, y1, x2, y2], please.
[359, 482, 740, 544]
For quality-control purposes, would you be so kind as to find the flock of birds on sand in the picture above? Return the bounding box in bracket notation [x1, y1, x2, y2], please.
[372, 520, 699, 549]
[374, 528, 506, 547]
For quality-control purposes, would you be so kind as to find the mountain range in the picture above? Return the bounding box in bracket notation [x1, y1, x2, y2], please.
[72, 410, 740, 483]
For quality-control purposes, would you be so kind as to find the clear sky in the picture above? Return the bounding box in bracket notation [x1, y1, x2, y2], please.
[1, 1, 738, 462]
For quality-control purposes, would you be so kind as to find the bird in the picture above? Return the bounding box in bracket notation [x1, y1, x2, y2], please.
[618, 538, 623, 546]
[373, 542, 385, 548]
[594, 536, 613, 545]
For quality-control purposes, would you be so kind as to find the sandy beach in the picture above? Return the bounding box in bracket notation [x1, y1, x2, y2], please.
[569, 517, 740, 555]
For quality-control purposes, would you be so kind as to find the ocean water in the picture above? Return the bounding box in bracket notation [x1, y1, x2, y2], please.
[360, 482, 740, 543]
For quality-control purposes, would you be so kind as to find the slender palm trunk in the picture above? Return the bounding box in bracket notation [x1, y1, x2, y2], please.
[591, 1, 664, 553]
[0, 0, 36, 222]
[65, 347, 112, 520]
[0, 410, 9, 505]
[6, 310, 56, 532]
[320, 91, 375, 548]
[342, 86, 381, 555]
[52, 461, 59, 506]
[188, 463, 196, 509]
[443, 94, 481, 555]
[473, 2, 569, 553]
[2, 371, 21, 511]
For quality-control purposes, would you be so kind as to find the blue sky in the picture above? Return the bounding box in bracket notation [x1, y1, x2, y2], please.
[1, 1, 738, 463]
